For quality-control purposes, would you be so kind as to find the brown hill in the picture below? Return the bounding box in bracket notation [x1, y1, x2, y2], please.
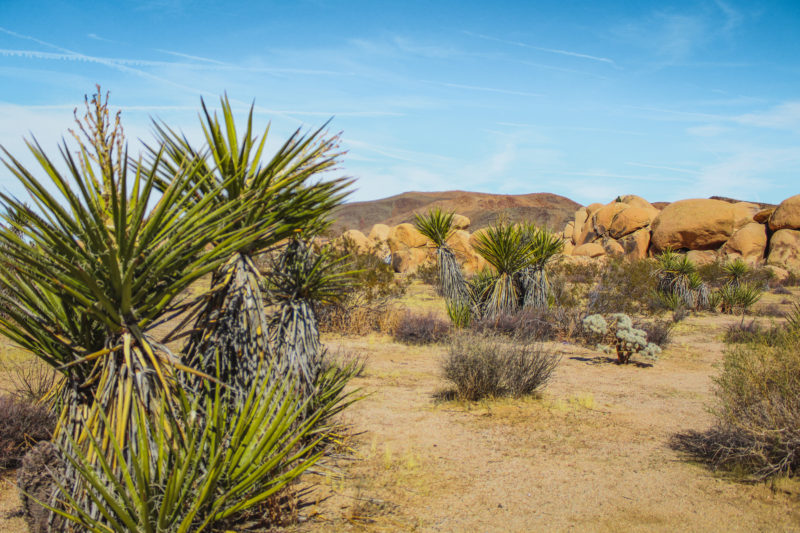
[330, 190, 581, 234]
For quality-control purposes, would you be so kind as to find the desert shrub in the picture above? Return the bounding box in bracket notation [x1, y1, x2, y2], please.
[394, 311, 451, 345]
[582, 313, 661, 364]
[413, 261, 440, 289]
[772, 285, 792, 295]
[551, 258, 603, 285]
[672, 328, 800, 478]
[756, 302, 785, 317]
[0, 356, 58, 403]
[585, 258, 660, 315]
[318, 243, 408, 335]
[472, 308, 557, 341]
[634, 319, 674, 348]
[0, 395, 56, 470]
[718, 282, 763, 314]
[442, 333, 559, 401]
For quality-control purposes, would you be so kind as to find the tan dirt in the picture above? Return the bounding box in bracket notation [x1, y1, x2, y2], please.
[1, 311, 799, 531]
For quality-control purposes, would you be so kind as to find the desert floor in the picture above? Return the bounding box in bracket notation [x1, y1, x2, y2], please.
[2, 286, 800, 532]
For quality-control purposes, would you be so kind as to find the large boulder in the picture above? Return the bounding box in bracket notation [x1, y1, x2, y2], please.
[447, 230, 485, 274]
[609, 207, 657, 239]
[572, 208, 588, 244]
[687, 250, 718, 266]
[602, 238, 624, 257]
[731, 202, 759, 230]
[452, 214, 471, 230]
[341, 229, 373, 254]
[573, 242, 606, 258]
[753, 207, 775, 224]
[618, 194, 655, 211]
[368, 223, 391, 242]
[721, 222, 768, 264]
[389, 223, 428, 249]
[618, 228, 650, 260]
[585, 203, 604, 216]
[388, 223, 430, 273]
[650, 199, 735, 251]
[592, 202, 628, 236]
[769, 194, 800, 231]
[563, 221, 575, 241]
[767, 229, 800, 273]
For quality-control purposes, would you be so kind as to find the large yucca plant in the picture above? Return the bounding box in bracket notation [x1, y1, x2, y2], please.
[413, 207, 469, 305]
[471, 223, 534, 318]
[518, 223, 563, 309]
[147, 95, 351, 395]
[266, 238, 351, 399]
[0, 89, 262, 523]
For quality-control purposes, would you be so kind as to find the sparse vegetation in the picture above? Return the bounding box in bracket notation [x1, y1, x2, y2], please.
[441, 333, 559, 401]
[673, 321, 800, 479]
[0, 395, 56, 470]
[582, 313, 661, 364]
[394, 311, 451, 345]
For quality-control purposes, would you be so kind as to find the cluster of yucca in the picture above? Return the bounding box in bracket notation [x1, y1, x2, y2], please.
[414, 212, 563, 324]
[655, 251, 762, 314]
[0, 88, 357, 532]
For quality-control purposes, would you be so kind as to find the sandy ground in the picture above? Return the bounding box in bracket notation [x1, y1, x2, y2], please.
[287, 314, 800, 532]
[2, 308, 799, 531]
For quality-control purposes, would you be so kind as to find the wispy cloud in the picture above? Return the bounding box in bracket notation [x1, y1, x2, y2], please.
[422, 80, 543, 98]
[154, 49, 229, 65]
[735, 102, 800, 131]
[87, 33, 121, 44]
[560, 170, 693, 183]
[463, 31, 619, 67]
[625, 162, 699, 175]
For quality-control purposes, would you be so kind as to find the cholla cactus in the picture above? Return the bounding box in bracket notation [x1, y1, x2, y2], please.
[583, 313, 661, 364]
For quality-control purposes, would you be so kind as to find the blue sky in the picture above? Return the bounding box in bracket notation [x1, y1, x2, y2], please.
[1, 0, 799, 205]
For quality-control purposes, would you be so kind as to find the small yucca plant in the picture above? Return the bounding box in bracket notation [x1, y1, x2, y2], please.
[722, 258, 750, 288]
[414, 208, 469, 305]
[472, 223, 533, 318]
[518, 223, 563, 309]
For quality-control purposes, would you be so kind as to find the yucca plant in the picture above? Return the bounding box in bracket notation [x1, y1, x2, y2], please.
[518, 223, 563, 309]
[45, 363, 337, 532]
[266, 238, 351, 399]
[413, 208, 469, 305]
[655, 250, 712, 310]
[472, 223, 534, 318]
[722, 258, 750, 289]
[147, 95, 351, 395]
[0, 89, 262, 524]
[718, 282, 763, 314]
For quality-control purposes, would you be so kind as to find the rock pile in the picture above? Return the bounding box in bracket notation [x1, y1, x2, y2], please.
[335, 194, 800, 275]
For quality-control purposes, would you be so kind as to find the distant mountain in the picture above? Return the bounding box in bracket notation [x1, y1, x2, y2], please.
[709, 196, 777, 210]
[330, 190, 581, 234]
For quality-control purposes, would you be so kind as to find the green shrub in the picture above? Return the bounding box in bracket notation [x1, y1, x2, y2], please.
[672, 327, 800, 479]
[718, 282, 763, 314]
[585, 258, 660, 315]
[441, 333, 559, 401]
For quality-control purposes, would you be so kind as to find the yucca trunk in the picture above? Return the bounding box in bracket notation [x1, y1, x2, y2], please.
[484, 273, 519, 319]
[520, 266, 549, 310]
[271, 299, 322, 400]
[182, 253, 272, 396]
[437, 246, 469, 304]
[52, 329, 182, 528]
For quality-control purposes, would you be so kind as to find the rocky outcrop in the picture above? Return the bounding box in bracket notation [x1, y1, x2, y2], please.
[341, 229, 373, 253]
[722, 222, 768, 264]
[452, 214, 471, 230]
[732, 202, 759, 230]
[767, 229, 800, 273]
[609, 207, 656, 239]
[769, 194, 800, 231]
[387, 223, 429, 273]
[573, 242, 606, 258]
[618, 228, 650, 260]
[650, 199, 735, 252]
[368, 223, 391, 242]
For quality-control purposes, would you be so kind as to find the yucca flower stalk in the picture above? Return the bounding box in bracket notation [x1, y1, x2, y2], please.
[0, 89, 262, 524]
[472, 222, 534, 318]
[147, 95, 351, 395]
[413, 208, 469, 305]
[518, 223, 563, 309]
